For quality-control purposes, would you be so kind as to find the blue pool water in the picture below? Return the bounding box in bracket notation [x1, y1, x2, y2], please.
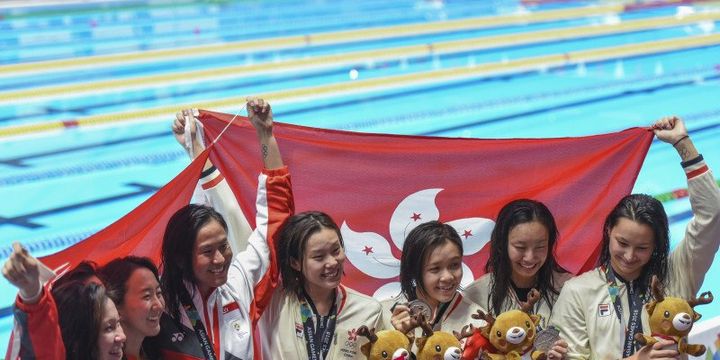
[1, 0, 719, 354]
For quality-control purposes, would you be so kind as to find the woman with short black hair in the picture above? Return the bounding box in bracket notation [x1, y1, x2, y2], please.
[260, 210, 386, 359]
[384, 221, 486, 348]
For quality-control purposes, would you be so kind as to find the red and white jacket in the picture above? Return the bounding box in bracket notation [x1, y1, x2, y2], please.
[151, 166, 293, 360]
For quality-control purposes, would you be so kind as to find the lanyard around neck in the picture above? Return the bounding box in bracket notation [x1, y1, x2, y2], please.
[604, 266, 645, 357]
[300, 291, 338, 360]
[180, 290, 218, 360]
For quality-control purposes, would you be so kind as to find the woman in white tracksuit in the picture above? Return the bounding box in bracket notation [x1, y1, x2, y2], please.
[550, 116, 720, 360]
[383, 221, 487, 354]
[464, 199, 572, 327]
[259, 211, 386, 360]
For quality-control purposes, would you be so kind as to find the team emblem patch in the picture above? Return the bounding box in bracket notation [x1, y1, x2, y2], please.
[598, 303, 611, 317]
[231, 319, 247, 338]
[347, 328, 358, 342]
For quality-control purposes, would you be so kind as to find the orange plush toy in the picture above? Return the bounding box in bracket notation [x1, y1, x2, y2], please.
[357, 325, 414, 360]
[412, 313, 463, 360]
[461, 289, 546, 360]
[634, 276, 713, 357]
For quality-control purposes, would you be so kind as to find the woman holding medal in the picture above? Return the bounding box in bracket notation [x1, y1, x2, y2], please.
[383, 221, 486, 343]
[259, 211, 386, 359]
[550, 116, 720, 360]
[149, 98, 295, 359]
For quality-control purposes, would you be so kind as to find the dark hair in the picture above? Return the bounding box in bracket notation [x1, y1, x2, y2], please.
[52, 281, 110, 360]
[399, 221, 463, 301]
[55, 260, 99, 288]
[598, 194, 669, 294]
[161, 204, 227, 321]
[277, 211, 343, 295]
[99, 256, 159, 307]
[485, 199, 564, 315]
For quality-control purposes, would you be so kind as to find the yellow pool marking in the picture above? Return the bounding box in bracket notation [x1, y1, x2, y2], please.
[1, 32, 718, 138]
[0, 4, 626, 76]
[2, 11, 717, 103]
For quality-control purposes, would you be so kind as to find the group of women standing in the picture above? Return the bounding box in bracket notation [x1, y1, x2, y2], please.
[3, 98, 718, 360]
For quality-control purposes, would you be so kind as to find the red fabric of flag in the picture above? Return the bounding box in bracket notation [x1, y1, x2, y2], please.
[36, 110, 653, 298]
[197, 110, 653, 298]
[39, 150, 210, 273]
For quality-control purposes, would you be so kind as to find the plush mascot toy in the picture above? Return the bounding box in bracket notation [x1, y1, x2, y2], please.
[412, 313, 462, 360]
[453, 324, 490, 360]
[461, 289, 546, 360]
[634, 276, 713, 357]
[357, 325, 414, 360]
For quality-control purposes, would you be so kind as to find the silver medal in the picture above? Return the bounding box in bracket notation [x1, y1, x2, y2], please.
[534, 326, 561, 352]
[407, 299, 432, 321]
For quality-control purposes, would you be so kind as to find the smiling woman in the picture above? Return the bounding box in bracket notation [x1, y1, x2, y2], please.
[550, 117, 720, 360]
[382, 220, 486, 353]
[143, 98, 295, 360]
[260, 210, 387, 360]
[463, 199, 570, 323]
[98, 256, 164, 360]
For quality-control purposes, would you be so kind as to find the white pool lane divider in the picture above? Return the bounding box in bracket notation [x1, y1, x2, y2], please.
[1, 10, 719, 106]
[1, 29, 719, 139]
[0, 3, 629, 78]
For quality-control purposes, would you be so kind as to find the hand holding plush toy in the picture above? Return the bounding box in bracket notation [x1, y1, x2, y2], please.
[634, 275, 713, 357]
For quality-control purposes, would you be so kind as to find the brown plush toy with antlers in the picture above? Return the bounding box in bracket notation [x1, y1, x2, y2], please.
[357, 325, 414, 360]
[411, 313, 462, 360]
[468, 289, 546, 360]
[634, 276, 713, 357]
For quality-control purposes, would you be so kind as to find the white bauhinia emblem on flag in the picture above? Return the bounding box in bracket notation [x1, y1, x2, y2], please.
[342, 188, 495, 299]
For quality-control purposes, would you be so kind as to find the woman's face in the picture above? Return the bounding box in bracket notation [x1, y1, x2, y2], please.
[608, 217, 655, 281]
[507, 221, 549, 288]
[118, 267, 164, 339]
[420, 240, 463, 307]
[293, 227, 345, 296]
[192, 219, 232, 296]
[97, 298, 126, 360]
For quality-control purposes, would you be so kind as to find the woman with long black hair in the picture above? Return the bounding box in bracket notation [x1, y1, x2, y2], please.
[147, 98, 294, 359]
[551, 116, 720, 360]
[464, 199, 571, 325]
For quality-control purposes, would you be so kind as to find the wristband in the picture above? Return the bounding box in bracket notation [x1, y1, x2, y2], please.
[672, 135, 689, 147]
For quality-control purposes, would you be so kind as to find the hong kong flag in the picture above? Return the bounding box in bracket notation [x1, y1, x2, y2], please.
[40, 110, 653, 299]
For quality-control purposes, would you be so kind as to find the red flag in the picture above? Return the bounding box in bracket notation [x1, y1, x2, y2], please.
[197, 110, 653, 298]
[37, 111, 652, 298]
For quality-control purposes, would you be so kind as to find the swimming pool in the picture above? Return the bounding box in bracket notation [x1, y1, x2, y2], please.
[1, 0, 719, 354]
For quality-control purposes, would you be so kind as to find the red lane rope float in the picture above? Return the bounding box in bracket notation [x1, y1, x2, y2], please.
[654, 179, 720, 203]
